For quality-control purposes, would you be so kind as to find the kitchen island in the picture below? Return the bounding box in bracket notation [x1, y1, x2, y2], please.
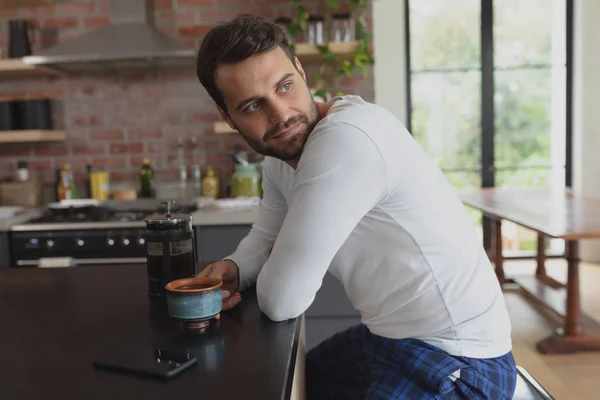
[0, 263, 305, 400]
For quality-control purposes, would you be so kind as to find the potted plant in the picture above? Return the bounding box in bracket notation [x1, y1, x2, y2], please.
[286, 0, 375, 101]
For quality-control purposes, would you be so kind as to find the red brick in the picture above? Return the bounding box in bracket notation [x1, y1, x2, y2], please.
[26, 159, 53, 172]
[198, 8, 273, 23]
[160, 69, 197, 82]
[147, 141, 167, 154]
[19, 5, 55, 16]
[184, 112, 218, 124]
[71, 115, 106, 128]
[162, 97, 201, 109]
[129, 156, 162, 168]
[129, 129, 162, 140]
[83, 16, 109, 28]
[34, 144, 69, 157]
[224, 136, 249, 150]
[22, 18, 41, 29]
[0, 145, 32, 158]
[159, 26, 175, 36]
[182, 39, 196, 49]
[127, 98, 161, 109]
[155, 0, 174, 10]
[214, 0, 251, 4]
[157, 10, 195, 26]
[110, 172, 139, 183]
[110, 143, 144, 155]
[72, 143, 107, 156]
[90, 129, 124, 141]
[206, 154, 231, 168]
[254, 0, 292, 3]
[145, 112, 182, 126]
[177, 0, 213, 8]
[44, 17, 80, 29]
[91, 157, 127, 170]
[96, 0, 109, 13]
[55, 0, 95, 15]
[194, 138, 220, 151]
[0, 7, 17, 17]
[178, 25, 211, 37]
[58, 29, 87, 43]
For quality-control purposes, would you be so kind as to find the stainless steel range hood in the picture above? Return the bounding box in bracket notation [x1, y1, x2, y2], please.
[22, 0, 196, 72]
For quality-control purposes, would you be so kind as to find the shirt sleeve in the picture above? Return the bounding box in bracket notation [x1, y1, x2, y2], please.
[224, 160, 288, 292]
[256, 122, 388, 321]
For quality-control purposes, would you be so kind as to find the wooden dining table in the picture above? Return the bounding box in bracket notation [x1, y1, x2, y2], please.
[458, 187, 600, 354]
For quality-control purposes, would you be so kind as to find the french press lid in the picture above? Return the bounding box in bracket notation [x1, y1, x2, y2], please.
[144, 201, 192, 226]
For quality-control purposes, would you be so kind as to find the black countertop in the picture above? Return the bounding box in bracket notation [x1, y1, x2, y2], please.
[0, 264, 301, 400]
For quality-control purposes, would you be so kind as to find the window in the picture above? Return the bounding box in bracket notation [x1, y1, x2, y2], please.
[407, 0, 572, 257]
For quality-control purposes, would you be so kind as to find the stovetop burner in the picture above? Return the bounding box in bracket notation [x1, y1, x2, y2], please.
[27, 204, 197, 224]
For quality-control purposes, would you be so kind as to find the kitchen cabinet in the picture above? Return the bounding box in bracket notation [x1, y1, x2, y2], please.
[305, 272, 361, 350]
[194, 224, 252, 264]
[0, 232, 9, 268]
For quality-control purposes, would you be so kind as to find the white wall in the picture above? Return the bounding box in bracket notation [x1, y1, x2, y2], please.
[373, 0, 408, 125]
[574, 0, 600, 262]
[373, 0, 600, 262]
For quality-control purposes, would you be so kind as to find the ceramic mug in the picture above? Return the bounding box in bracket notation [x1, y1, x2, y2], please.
[165, 277, 222, 330]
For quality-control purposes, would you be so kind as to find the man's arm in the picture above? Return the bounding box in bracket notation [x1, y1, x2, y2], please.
[224, 160, 288, 292]
[256, 123, 388, 321]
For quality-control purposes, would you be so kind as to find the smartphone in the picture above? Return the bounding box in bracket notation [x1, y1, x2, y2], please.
[93, 347, 197, 380]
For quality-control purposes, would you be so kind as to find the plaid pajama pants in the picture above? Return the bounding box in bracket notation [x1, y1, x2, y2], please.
[306, 324, 517, 400]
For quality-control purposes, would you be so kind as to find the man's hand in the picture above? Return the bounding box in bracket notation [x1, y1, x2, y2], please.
[197, 260, 242, 318]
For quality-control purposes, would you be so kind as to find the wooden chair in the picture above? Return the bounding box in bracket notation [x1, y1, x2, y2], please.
[513, 366, 554, 400]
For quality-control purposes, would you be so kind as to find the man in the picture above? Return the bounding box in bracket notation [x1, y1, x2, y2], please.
[195, 14, 517, 400]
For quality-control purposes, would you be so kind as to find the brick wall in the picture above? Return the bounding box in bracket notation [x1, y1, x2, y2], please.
[0, 0, 373, 198]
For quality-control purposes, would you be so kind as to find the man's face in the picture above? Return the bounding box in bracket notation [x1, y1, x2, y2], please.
[214, 47, 320, 161]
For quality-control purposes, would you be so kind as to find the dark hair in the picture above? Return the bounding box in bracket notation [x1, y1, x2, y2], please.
[196, 14, 296, 114]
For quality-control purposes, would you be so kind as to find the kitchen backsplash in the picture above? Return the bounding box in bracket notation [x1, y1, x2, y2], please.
[0, 0, 374, 196]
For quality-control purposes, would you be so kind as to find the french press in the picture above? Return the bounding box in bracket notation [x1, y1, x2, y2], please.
[144, 201, 197, 297]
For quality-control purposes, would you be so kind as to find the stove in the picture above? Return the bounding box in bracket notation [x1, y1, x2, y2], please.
[9, 202, 197, 267]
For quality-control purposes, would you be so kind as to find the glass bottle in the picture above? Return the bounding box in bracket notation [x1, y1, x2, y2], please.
[202, 166, 219, 198]
[140, 158, 155, 198]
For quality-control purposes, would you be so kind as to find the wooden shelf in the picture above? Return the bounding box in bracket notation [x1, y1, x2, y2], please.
[0, 59, 63, 79]
[295, 41, 358, 61]
[0, 130, 66, 143]
[214, 122, 237, 135]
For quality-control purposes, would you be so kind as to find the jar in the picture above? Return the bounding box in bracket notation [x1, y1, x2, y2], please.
[202, 166, 220, 198]
[16, 160, 28, 182]
[331, 13, 355, 42]
[307, 15, 324, 45]
[230, 164, 262, 198]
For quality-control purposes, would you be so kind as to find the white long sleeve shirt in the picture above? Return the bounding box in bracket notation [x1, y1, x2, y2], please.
[226, 95, 512, 359]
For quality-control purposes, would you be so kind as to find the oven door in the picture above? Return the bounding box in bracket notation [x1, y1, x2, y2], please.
[10, 228, 148, 267]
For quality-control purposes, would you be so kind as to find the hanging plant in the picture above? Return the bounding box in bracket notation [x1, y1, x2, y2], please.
[288, 0, 375, 100]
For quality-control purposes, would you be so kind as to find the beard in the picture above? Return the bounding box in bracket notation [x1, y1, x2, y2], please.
[233, 98, 320, 161]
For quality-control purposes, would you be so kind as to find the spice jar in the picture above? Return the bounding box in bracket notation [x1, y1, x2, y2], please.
[331, 13, 355, 42]
[230, 164, 262, 198]
[307, 15, 324, 45]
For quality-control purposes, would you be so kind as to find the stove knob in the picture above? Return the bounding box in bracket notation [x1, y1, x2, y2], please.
[107, 238, 115, 246]
[122, 238, 130, 246]
[77, 239, 85, 247]
[138, 237, 145, 246]
[46, 239, 55, 248]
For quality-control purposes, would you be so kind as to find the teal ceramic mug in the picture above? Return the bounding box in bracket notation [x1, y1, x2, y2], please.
[165, 277, 222, 330]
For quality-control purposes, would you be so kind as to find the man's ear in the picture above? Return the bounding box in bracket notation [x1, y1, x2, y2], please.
[295, 56, 307, 82]
[216, 106, 235, 130]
